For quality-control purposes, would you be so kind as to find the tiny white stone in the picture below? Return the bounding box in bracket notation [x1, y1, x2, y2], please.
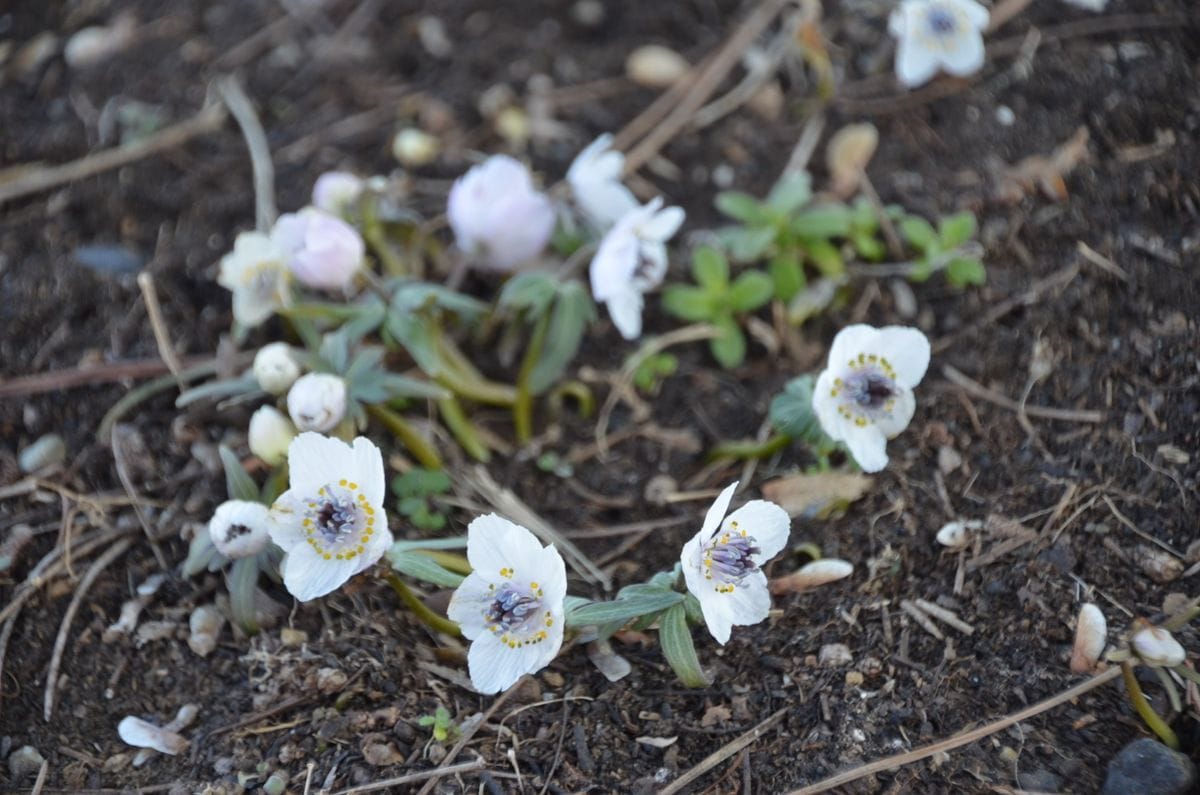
[995, 105, 1016, 126]
[935, 520, 982, 548]
[1070, 603, 1107, 673]
[626, 45, 689, 88]
[819, 643, 854, 667]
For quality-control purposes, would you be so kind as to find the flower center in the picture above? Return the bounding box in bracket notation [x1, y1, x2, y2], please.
[703, 520, 761, 593]
[244, 261, 286, 303]
[484, 578, 554, 648]
[926, 7, 958, 36]
[828, 352, 901, 428]
[301, 480, 377, 562]
[226, 523, 253, 541]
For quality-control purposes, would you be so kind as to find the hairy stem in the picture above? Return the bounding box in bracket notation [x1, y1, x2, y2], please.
[514, 311, 551, 444]
[368, 405, 443, 470]
[385, 573, 461, 637]
[437, 396, 490, 462]
[1121, 661, 1179, 749]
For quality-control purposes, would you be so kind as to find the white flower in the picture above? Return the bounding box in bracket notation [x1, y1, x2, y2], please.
[287, 373, 347, 433]
[208, 499, 270, 560]
[267, 433, 392, 601]
[588, 198, 685, 340]
[446, 155, 556, 271]
[271, 207, 364, 291]
[253, 342, 301, 394]
[447, 514, 567, 694]
[888, 0, 990, 88]
[680, 482, 791, 645]
[311, 171, 364, 216]
[1131, 624, 1186, 668]
[217, 232, 291, 328]
[248, 405, 296, 466]
[813, 324, 931, 473]
[567, 134, 639, 231]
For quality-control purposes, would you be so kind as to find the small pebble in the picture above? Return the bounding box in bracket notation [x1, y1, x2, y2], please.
[280, 627, 308, 647]
[626, 45, 689, 88]
[1101, 737, 1196, 795]
[18, 433, 66, 473]
[818, 643, 853, 667]
[995, 105, 1016, 126]
[8, 745, 45, 779]
[571, 0, 605, 27]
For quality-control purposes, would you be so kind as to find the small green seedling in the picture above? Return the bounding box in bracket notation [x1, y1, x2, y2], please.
[417, 705, 458, 743]
[536, 451, 574, 478]
[661, 246, 774, 368]
[632, 351, 678, 395]
[391, 467, 452, 532]
[898, 211, 985, 287]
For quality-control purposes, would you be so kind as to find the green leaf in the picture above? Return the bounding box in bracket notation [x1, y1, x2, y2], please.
[714, 191, 768, 224]
[710, 315, 747, 369]
[565, 591, 685, 627]
[319, 329, 352, 374]
[662, 285, 716, 322]
[344, 346, 385, 384]
[340, 298, 388, 342]
[768, 251, 805, 303]
[804, 238, 845, 277]
[898, 216, 937, 252]
[219, 445, 260, 502]
[389, 549, 466, 587]
[182, 530, 224, 578]
[938, 211, 977, 250]
[718, 226, 777, 262]
[375, 373, 449, 401]
[945, 256, 987, 287]
[385, 311, 442, 375]
[228, 556, 260, 634]
[692, 246, 729, 291]
[499, 272, 557, 316]
[175, 375, 259, 408]
[530, 281, 596, 394]
[790, 205, 852, 238]
[398, 496, 425, 516]
[768, 374, 821, 439]
[728, 271, 775, 313]
[765, 171, 813, 215]
[851, 232, 887, 262]
[393, 468, 452, 497]
[909, 257, 934, 283]
[659, 603, 709, 687]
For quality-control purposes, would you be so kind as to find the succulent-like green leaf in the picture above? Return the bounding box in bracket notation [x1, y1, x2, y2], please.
[728, 271, 776, 313]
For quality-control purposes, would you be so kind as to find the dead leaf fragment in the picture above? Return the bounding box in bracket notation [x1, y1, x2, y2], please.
[635, 735, 679, 749]
[996, 126, 1090, 204]
[360, 733, 405, 766]
[826, 123, 878, 197]
[700, 705, 733, 728]
[761, 472, 871, 519]
[769, 558, 853, 595]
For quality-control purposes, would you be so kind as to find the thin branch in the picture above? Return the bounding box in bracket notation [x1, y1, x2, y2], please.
[330, 758, 486, 794]
[941, 365, 1103, 423]
[660, 707, 788, 795]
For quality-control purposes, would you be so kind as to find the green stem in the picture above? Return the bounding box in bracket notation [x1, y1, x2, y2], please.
[514, 311, 551, 444]
[547, 380, 595, 418]
[412, 549, 472, 576]
[368, 405, 443, 470]
[433, 332, 518, 406]
[437, 396, 490, 462]
[361, 196, 410, 277]
[384, 573, 461, 637]
[1121, 661, 1179, 749]
[708, 433, 792, 462]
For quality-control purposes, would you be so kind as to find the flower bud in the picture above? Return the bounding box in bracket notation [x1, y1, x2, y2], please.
[287, 373, 347, 433]
[252, 342, 300, 395]
[392, 128, 439, 167]
[447, 155, 555, 271]
[1131, 624, 1186, 667]
[271, 207, 364, 291]
[311, 171, 364, 216]
[248, 405, 296, 465]
[208, 500, 270, 560]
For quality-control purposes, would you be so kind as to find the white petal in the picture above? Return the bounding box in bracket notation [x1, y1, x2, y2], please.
[466, 631, 560, 694]
[812, 369, 847, 443]
[446, 573, 495, 638]
[946, 0, 990, 30]
[118, 717, 188, 755]
[351, 437, 386, 508]
[723, 501, 791, 562]
[827, 325, 880, 371]
[576, 180, 639, 231]
[534, 543, 569, 607]
[843, 425, 890, 473]
[287, 432, 355, 494]
[700, 482, 739, 539]
[209, 500, 270, 559]
[939, 26, 986, 77]
[606, 289, 644, 340]
[231, 289, 274, 328]
[631, 242, 668, 291]
[868, 326, 931, 388]
[895, 35, 940, 88]
[874, 388, 916, 438]
[680, 531, 707, 590]
[694, 571, 771, 645]
[589, 227, 640, 301]
[267, 491, 306, 547]
[279, 543, 361, 601]
[354, 517, 393, 574]
[639, 205, 685, 242]
[465, 514, 547, 580]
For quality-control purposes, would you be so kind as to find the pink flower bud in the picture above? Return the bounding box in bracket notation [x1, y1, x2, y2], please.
[447, 155, 555, 271]
[271, 208, 364, 291]
[312, 171, 364, 215]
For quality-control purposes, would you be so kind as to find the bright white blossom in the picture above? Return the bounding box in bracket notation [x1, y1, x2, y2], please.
[311, 171, 365, 216]
[217, 232, 291, 328]
[271, 207, 364, 291]
[267, 433, 392, 601]
[287, 373, 347, 433]
[813, 324, 931, 473]
[208, 500, 271, 560]
[888, 0, 989, 88]
[248, 405, 296, 466]
[447, 514, 567, 694]
[447, 155, 556, 271]
[567, 134, 639, 231]
[1131, 624, 1186, 668]
[253, 342, 301, 394]
[680, 482, 791, 645]
[589, 198, 685, 340]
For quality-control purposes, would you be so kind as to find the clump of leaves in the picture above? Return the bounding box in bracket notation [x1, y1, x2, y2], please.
[632, 351, 678, 395]
[661, 247, 774, 368]
[391, 468, 452, 532]
[898, 211, 985, 287]
[417, 706, 458, 742]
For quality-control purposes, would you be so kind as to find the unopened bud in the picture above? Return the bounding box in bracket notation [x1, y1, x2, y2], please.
[253, 342, 300, 395]
[248, 405, 296, 466]
[287, 373, 347, 433]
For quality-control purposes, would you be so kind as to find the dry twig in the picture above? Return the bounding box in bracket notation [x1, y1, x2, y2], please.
[941, 365, 1102, 423]
[659, 707, 787, 795]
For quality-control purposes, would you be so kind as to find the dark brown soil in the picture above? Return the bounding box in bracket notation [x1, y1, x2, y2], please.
[2, 0, 1199, 793]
